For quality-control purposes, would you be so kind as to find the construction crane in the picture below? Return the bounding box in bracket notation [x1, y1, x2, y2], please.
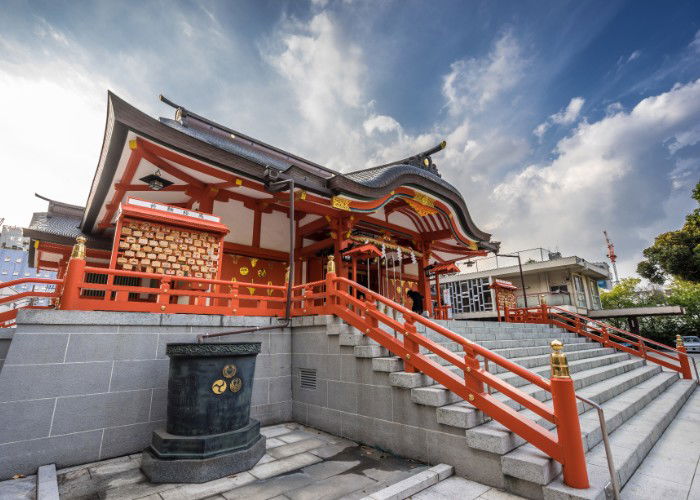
[603, 230, 620, 284]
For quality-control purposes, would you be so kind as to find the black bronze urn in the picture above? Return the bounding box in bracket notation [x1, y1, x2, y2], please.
[141, 342, 266, 483]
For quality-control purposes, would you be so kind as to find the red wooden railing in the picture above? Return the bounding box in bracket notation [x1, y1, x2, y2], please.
[317, 270, 589, 489]
[4, 257, 592, 488]
[61, 263, 290, 316]
[504, 304, 693, 379]
[0, 278, 62, 327]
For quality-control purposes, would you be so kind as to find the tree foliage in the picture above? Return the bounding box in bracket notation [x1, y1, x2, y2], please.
[600, 278, 700, 345]
[637, 181, 700, 284]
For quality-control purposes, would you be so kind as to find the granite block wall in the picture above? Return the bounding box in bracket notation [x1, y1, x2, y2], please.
[0, 310, 292, 479]
[290, 316, 506, 488]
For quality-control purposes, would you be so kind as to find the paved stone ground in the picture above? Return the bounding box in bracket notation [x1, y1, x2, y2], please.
[620, 385, 700, 500]
[32, 423, 433, 500]
[410, 476, 524, 499]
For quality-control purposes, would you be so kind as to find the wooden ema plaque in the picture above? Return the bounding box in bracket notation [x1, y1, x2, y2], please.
[112, 198, 229, 279]
[116, 221, 219, 278]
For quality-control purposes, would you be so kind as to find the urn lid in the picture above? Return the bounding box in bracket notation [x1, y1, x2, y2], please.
[166, 342, 262, 357]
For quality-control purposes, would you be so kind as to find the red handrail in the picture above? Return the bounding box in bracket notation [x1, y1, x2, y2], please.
[324, 273, 589, 489]
[0, 278, 63, 327]
[505, 304, 692, 379]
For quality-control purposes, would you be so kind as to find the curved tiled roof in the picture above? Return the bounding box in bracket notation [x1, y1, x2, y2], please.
[81, 92, 498, 251]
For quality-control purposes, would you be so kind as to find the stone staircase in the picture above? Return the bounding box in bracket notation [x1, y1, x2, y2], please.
[333, 316, 696, 500]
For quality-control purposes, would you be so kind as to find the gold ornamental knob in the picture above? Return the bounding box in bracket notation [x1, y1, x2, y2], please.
[676, 335, 684, 348]
[70, 236, 87, 260]
[550, 340, 570, 378]
[327, 255, 336, 274]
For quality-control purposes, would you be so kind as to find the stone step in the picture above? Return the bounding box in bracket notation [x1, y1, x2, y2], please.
[387, 348, 621, 392]
[414, 357, 646, 410]
[370, 341, 601, 375]
[488, 347, 616, 375]
[543, 379, 696, 500]
[467, 366, 669, 456]
[501, 371, 682, 488]
[417, 329, 579, 344]
[489, 341, 600, 360]
[493, 358, 648, 412]
[496, 352, 631, 389]
[436, 362, 662, 434]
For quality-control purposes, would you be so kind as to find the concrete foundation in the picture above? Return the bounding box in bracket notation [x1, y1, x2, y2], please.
[0, 309, 292, 479]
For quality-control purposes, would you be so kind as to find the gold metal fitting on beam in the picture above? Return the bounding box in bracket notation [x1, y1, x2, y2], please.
[676, 335, 684, 348]
[550, 340, 570, 378]
[326, 255, 336, 274]
[468, 394, 474, 401]
[70, 236, 87, 260]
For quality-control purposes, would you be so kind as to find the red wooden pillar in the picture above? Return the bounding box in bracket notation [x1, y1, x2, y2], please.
[417, 250, 432, 317]
[60, 237, 87, 310]
[435, 273, 442, 319]
[677, 335, 693, 380]
[550, 341, 590, 489]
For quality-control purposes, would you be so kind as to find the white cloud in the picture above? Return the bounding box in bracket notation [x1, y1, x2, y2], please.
[533, 96, 585, 139]
[627, 50, 641, 62]
[495, 78, 700, 275]
[363, 114, 401, 135]
[262, 12, 369, 171]
[551, 97, 585, 124]
[442, 32, 525, 114]
[690, 30, 700, 54]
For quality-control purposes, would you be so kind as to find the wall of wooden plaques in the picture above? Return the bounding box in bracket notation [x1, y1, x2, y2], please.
[115, 219, 221, 278]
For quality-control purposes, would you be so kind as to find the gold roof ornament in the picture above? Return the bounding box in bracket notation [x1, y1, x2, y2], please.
[71, 236, 87, 260]
[331, 196, 351, 211]
[550, 340, 570, 378]
[327, 255, 336, 274]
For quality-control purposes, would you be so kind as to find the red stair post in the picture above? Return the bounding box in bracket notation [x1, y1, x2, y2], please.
[549, 340, 590, 489]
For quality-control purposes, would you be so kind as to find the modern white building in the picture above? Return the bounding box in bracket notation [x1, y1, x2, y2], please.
[438, 248, 611, 319]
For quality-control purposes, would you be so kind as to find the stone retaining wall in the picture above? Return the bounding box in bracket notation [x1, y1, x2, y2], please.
[0, 310, 292, 479]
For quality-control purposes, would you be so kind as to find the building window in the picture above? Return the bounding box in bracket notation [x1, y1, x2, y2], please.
[573, 275, 587, 308]
[442, 277, 493, 314]
[589, 279, 602, 310]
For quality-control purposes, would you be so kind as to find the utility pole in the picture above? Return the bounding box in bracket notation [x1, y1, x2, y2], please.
[603, 230, 619, 284]
[498, 253, 528, 308]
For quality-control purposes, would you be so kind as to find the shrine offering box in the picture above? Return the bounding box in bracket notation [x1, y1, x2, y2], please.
[112, 198, 229, 279]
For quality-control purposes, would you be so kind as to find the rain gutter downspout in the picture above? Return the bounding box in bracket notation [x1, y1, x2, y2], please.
[197, 172, 295, 343]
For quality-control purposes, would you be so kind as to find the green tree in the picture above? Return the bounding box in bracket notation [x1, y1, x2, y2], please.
[599, 278, 699, 345]
[637, 181, 700, 284]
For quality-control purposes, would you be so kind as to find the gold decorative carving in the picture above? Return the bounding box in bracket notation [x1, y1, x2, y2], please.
[230, 378, 242, 393]
[250, 258, 258, 268]
[211, 379, 227, 394]
[331, 196, 352, 211]
[405, 198, 438, 217]
[222, 364, 237, 378]
[257, 268, 266, 277]
[240, 266, 249, 276]
[247, 286, 256, 295]
[413, 192, 435, 207]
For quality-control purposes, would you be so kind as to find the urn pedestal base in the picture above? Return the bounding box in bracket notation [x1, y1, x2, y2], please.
[140, 342, 264, 484]
[141, 430, 265, 483]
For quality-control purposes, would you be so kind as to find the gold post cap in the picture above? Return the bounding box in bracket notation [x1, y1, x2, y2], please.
[70, 236, 87, 260]
[550, 340, 570, 378]
[327, 255, 336, 274]
[676, 335, 684, 348]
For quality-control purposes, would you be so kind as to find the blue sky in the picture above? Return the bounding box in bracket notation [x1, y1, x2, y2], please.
[1, 0, 699, 277]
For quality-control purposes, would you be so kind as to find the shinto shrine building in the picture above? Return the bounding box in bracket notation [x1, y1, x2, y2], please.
[23, 92, 498, 319]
